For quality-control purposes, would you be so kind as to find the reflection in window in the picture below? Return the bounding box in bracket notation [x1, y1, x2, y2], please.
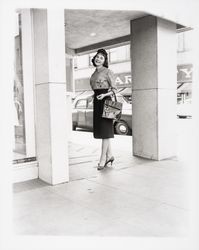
[13, 13, 26, 161]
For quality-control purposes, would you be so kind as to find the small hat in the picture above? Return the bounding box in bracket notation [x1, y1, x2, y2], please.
[97, 48, 108, 57]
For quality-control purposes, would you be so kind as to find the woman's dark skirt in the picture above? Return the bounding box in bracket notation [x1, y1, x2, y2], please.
[93, 89, 114, 139]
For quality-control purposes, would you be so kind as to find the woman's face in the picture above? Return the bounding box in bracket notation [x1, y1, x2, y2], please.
[94, 53, 105, 67]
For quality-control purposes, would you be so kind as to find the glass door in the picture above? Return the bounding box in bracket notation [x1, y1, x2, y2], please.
[13, 11, 36, 164]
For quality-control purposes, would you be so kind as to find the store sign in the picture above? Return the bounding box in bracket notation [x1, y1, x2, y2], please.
[75, 73, 132, 90]
[114, 73, 131, 86]
[115, 65, 193, 86]
[177, 64, 193, 83]
[75, 64, 193, 91]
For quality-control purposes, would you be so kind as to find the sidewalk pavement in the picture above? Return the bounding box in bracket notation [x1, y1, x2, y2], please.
[12, 120, 193, 237]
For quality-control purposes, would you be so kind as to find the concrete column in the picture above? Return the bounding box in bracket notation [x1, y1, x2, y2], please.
[32, 9, 69, 184]
[130, 16, 177, 160]
[21, 10, 36, 157]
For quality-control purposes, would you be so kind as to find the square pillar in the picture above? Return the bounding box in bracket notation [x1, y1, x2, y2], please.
[21, 10, 36, 158]
[32, 9, 69, 184]
[130, 16, 177, 160]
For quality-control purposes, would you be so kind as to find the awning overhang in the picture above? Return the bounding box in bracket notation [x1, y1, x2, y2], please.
[64, 7, 193, 55]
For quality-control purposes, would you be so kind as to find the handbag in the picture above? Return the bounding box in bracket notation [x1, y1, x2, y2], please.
[102, 91, 122, 120]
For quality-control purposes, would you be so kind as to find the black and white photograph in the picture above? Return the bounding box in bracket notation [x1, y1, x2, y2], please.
[0, 0, 199, 249]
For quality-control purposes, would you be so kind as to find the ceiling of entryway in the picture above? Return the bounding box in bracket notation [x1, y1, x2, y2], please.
[64, 9, 146, 53]
[64, 9, 185, 54]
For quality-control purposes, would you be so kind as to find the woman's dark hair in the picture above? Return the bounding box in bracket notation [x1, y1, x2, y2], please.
[91, 48, 109, 68]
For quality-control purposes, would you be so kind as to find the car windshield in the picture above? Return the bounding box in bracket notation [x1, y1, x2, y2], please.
[116, 95, 127, 103]
[75, 99, 87, 109]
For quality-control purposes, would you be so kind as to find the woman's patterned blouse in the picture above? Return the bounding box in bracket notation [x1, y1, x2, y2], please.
[90, 66, 117, 91]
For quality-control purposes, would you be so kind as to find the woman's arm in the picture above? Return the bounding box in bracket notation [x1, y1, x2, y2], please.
[96, 91, 113, 100]
[97, 69, 117, 100]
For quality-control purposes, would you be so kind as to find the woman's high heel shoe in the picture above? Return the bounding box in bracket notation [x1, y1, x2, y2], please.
[97, 163, 105, 170]
[97, 160, 107, 170]
[105, 156, 115, 167]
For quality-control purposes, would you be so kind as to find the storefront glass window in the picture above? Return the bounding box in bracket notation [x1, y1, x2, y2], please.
[13, 13, 27, 162]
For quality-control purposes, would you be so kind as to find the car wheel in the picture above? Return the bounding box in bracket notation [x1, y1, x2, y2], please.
[114, 120, 129, 135]
[73, 123, 77, 130]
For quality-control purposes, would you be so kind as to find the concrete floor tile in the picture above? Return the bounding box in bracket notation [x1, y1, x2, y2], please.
[13, 202, 114, 235]
[147, 185, 190, 210]
[13, 186, 76, 220]
[93, 219, 156, 237]
[13, 178, 48, 193]
[48, 179, 166, 226]
[119, 163, 189, 190]
[69, 162, 98, 181]
[88, 169, 189, 209]
[143, 159, 188, 172]
[13, 182, 120, 235]
[87, 170, 163, 195]
[13, 176, 189, 236]
[122, 204, 190, 237]
[13, 124, 191, 237]
[111, 155, 151, 170]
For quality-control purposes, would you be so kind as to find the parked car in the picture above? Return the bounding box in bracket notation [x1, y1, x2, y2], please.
[72, 94, 132, 135]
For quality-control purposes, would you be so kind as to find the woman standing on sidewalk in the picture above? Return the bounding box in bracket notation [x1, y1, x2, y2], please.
[90, 48, 117, 170]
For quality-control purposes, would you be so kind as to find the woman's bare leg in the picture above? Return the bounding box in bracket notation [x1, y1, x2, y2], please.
[106, 139, 113, 160]
[99, 139, 109, 166]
